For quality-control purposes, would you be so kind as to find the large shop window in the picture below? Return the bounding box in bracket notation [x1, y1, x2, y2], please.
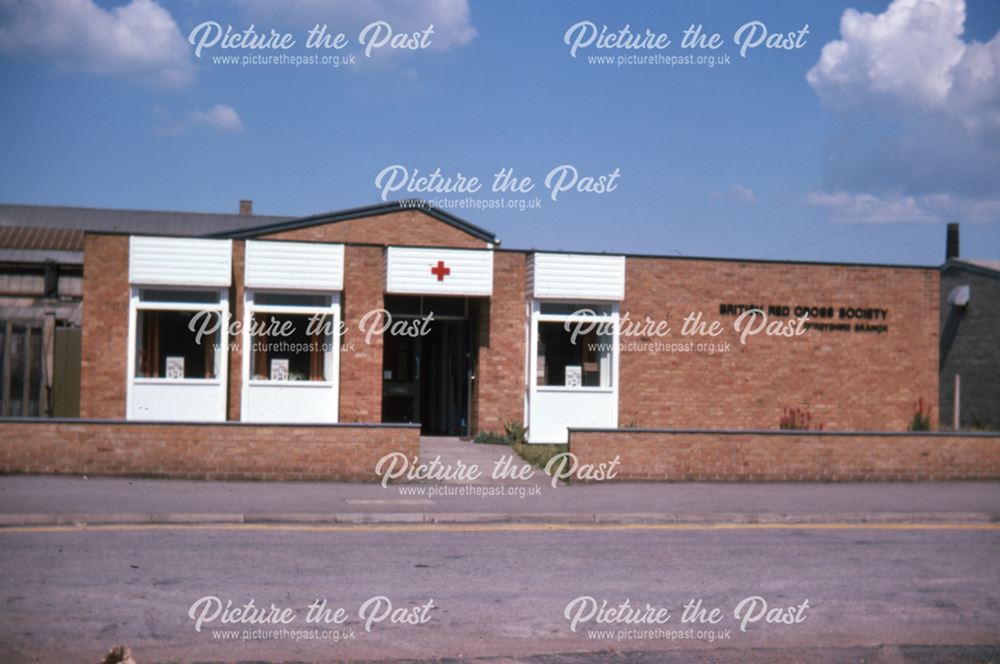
[535, 302, 615, 389]
[134, 289, 224, 380]
[246, 291, 338, 383]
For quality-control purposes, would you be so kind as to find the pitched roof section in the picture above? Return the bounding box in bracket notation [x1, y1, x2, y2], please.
[209, 200, 500, 246]
[0, 225, 85, 265]
[0, 203, 292, 236]
[0, 225, 84, 251]
[962, 259, 1000, 273]
[945, 258, 1000, 279]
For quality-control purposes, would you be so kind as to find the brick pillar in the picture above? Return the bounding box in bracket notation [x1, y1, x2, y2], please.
[79, 234, 130, 418]
[474, 251, 526, 434]
[339, 245, 385, 422]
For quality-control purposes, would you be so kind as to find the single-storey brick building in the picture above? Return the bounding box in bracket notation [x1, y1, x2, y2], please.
[76, 201, 939, 443]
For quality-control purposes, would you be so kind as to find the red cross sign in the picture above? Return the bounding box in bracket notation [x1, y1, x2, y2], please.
[430, 260, 451, 281]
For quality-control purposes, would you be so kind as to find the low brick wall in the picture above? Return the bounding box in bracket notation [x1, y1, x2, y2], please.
[569, 429, 1000, 481]
[0, 419, 420, 482]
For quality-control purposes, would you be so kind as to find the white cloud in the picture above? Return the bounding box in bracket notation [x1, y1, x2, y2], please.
[808, 191, 935, 223]
[806, 0, 1000, 224]
[807, 0, 966, 109]
[236, 0, 476, 51]
[710, 184, 756, 204]
[731, 184, 756, 204]
[808, 190, 1000, 224]
[0, 0, 193, 87]
[155, 104, 244, 135]
[190, 104, 244, 133]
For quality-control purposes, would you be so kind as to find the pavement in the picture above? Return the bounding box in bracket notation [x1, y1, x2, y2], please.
[2, 439, 999, 662]
[1, 438, 998, 527]
[419, 436, 551, 487]
[0, 474, 998, 527]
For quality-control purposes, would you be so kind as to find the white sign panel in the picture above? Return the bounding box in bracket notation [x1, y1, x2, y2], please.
[386, 247, 493, 296]
[529, 252, 625, 301]
[129, 236, 232, 287]
[245, 240, 345, 291]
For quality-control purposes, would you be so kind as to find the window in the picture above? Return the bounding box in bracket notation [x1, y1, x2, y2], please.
[254, 292, 331, 308]
[133, 289, 225, 380]
[139, 289, 221, 304]
[247, 290, 338, 383]
[539, 302, 612, 316]
[534, 302, 616, 388]
[384, 295, 467, 318]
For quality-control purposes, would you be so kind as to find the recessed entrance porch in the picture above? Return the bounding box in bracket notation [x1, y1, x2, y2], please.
[380, 296, 481, 436]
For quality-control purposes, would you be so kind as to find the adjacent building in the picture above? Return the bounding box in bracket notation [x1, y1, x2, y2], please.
[0, 201, 289, 418]
[940, 223, 1000, 430]
[0, 225, 83, 416]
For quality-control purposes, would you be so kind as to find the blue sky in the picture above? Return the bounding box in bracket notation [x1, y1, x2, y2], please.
[1, 0, 998, 265]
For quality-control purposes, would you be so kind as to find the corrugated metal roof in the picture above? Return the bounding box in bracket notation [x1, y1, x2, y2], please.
[0, 225, 84, 251]
[0, 249, 83, 265]
[0, 204, 292, 237]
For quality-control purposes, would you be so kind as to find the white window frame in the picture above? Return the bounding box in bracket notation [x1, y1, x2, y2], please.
[529, 299, 620, 394]
[525, 299, 622, 443]
[240, 289, 342, 421]
[126, 286, 230, 419]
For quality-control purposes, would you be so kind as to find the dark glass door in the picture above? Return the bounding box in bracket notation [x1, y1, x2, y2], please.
[381, 297, 475, 436]
[419, 320, 470, 435]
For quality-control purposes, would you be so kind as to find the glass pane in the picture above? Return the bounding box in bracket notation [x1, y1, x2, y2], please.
[250, 312, 333, 382]
[254, 292, 331, 308]
[384, 295, 466, 317]
[384, 295, 421, 316]
[421, 296, 466, 317]
[138, 289, 220, 304]
[539, 302, 612, 316]
[135, 310, 218, 378]
[537, 321, 612, 387]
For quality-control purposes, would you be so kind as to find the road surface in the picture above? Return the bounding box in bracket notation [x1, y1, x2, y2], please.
[0, 523, 997, 662]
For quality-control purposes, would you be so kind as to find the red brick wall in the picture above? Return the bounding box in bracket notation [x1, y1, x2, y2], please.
[263, 210, 489, 248]
[79, 234, 129, 419]
[618, 259, 939, 431]
[473, 251, 526, 434]
[339, 245, 385, 422]
[76, 236, 390, 424]
[569, 429, 1000, 481]
[0, 420, 419, 481]
[77, 232, 939, 435]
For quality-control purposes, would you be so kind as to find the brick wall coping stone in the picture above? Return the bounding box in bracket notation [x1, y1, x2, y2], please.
[0, 417, 420, 429]
[569, 428, 999, 438]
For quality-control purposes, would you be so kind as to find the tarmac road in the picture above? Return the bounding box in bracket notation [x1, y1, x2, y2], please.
[0, 522, 998, 662]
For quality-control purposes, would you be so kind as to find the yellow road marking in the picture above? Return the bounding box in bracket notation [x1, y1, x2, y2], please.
[0, 522, 997, 534]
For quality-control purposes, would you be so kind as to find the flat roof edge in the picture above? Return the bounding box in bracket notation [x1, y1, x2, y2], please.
[81, 230, 937, 270]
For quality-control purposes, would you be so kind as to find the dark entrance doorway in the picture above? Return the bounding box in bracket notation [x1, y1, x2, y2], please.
[381, 296, 477, 436]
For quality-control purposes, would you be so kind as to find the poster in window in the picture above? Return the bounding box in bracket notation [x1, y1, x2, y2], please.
[565, 365, 582, 387]
[271, 358, 289, 381]
[165, 356, 184, 379]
